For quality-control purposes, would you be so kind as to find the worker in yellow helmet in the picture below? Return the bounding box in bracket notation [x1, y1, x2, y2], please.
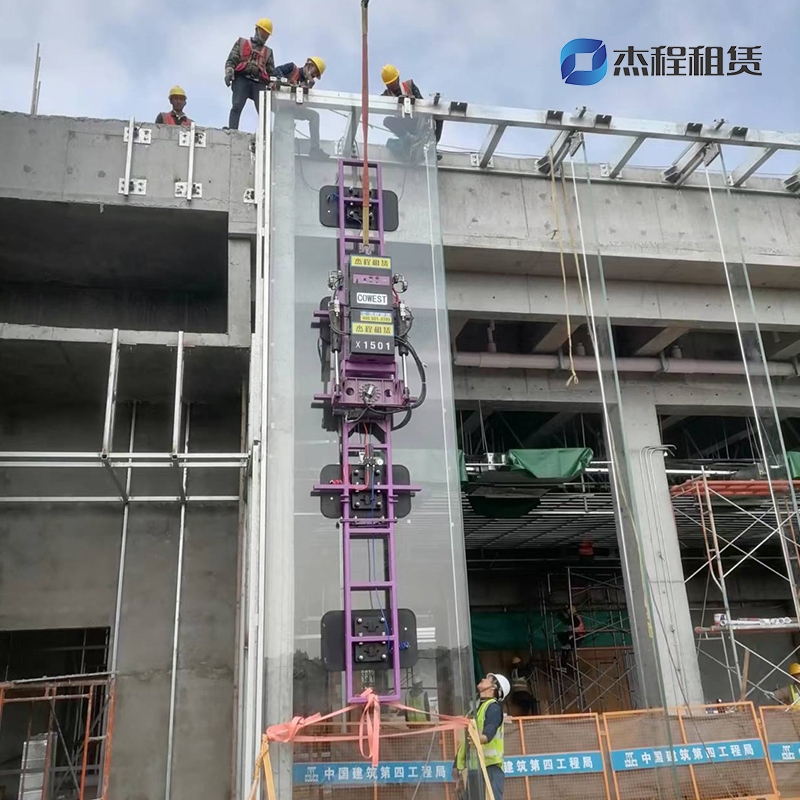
[224, 18, 275, 130]
[773, 663, 800, 706]
[380, 64, 443, 161]
[273, 56, 329, 159]
[156, 86, 192, 127]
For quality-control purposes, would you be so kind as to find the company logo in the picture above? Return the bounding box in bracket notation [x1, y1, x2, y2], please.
[561, 42, 762, 84]
[560, 39, 608, 86]
[356, 291, 388, 307]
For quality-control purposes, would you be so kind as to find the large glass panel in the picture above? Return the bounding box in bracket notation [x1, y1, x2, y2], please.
[263, 95, 473, 796]
[564, 141, 689, 797]
[696, 151, 800, 694]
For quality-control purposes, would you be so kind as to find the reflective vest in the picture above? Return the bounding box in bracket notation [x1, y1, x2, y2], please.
[405, 691, 427, 723]
[791, 684, 800, 707]
[455, 699, 504, 770]
[573, 614, 586, 635]
[235, 38, 273, 82]
[287, 64, 301, 82]
[160, 111, 191, 127]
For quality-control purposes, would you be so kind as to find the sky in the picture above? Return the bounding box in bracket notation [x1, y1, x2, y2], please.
[0, 0, 797, 173]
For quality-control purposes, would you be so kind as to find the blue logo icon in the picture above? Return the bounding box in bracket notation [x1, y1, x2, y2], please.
[561, 39, 608, 85]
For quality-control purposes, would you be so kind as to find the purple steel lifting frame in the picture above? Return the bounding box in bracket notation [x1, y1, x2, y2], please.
[313, 158, 421, 703]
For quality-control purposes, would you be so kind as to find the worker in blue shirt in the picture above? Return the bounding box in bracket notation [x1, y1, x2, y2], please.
[453, 673, 509, 800]
[273, 57, 329, 159]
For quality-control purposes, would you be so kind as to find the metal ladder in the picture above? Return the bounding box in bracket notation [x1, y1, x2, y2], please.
[337, 158, 402, 702]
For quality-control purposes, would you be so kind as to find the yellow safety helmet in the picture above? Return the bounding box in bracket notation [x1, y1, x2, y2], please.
[255, 17, 273, 35]
[308, 56, 326, 77]
[168, 85, 186, 99]
[789, 663, 800, 676]
[381, 64, 400, 85]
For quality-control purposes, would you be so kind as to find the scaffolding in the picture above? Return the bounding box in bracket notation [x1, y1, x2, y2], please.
[534, 567, 633, 715]
[672, 472, 800, 704]
[0, 675, 116, 800]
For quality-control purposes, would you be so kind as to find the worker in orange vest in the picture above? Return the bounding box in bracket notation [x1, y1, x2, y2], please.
[380, 64, 442, 161]
[155, 86, 192, 127]
[224, 18, 275, 130]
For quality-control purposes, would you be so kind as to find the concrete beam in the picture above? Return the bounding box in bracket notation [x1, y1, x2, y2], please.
[446, 273, 800, 332]
[631, 326, 689, 356]
[449, 315, 470, 349]
[765, 331, 800, 361]
[452, 368, 800, 414]
[659, 415, 687, 433]
[523, 411, 576, 447]
[0, 323, 234, 348]
[533, 321, 579, 353]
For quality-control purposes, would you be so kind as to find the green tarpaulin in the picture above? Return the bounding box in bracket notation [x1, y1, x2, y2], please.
[506, 448, 593, 480]
[470, 610, 631, 678]
[787, 452, 800, 480]
[458, 448, 593, 483]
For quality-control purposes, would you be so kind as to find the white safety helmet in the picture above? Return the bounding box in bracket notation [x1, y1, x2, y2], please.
[489, 673, 511, 701]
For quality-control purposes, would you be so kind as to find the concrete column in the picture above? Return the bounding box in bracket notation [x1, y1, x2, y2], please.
[228, 237, 251, 346]
[614, 384, 704, 708]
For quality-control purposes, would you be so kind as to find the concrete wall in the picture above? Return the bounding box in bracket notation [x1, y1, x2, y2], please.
[0, 400, 241, 800]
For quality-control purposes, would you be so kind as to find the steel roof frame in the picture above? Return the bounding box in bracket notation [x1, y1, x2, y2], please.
[274, 89, 800, 191]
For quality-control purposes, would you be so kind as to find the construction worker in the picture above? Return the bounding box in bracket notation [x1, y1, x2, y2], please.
[380, 64, 443, 161]
[155, 86, 192, 127]
[557, 604, 586, 672]
[274, 57, 329, 159]
[404, 677, 431, 723]
[453, 673, 509, 800]
[773, 663, 800, 706]
[224, 18, 275, 130]
[509, 656, 537, 716]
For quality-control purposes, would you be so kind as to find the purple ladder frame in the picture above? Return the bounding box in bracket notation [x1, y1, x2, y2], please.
[329, 159, 400, 702]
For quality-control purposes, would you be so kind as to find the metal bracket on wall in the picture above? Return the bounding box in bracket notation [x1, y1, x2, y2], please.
[118, 178, 147, 195]
[175, 121, 202, 201]
[179, 129, 206, 148]
[243, 188, 255, 203]
[123, 126, 151, 144]
[175, 182, 202, 198]
[470, 153, 494, 169]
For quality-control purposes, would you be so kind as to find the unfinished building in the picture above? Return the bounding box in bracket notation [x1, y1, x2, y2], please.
[2, 89, 800, 800]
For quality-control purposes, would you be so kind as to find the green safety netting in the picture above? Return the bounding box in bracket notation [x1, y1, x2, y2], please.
[470, 611, 631, 679]
[787, 451, 800, 479]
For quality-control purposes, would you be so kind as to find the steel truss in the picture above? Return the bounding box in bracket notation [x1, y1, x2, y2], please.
[272, 89, 800, 192]
[673, 472, 800, 704]
[535, 567, 634, 715]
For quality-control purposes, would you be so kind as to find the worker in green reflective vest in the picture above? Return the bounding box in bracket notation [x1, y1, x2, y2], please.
[404, 678, 431, 723]
[453, 673, 509, 800]
[773, 662, 800, 706]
